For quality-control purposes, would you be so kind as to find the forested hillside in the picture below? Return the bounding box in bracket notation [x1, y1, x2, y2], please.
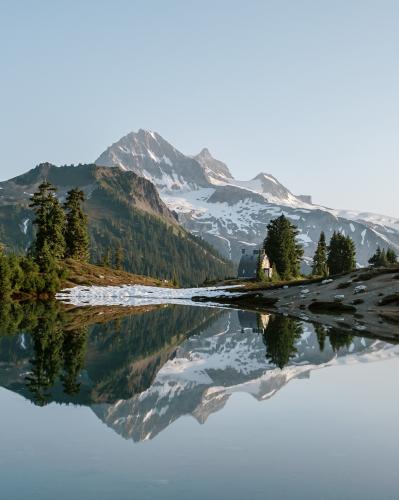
[0, 163, 235, 286]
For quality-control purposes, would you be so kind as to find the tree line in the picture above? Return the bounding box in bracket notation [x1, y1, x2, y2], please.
[0, 182, 89, 298]
[257, 214, 397, 282]
[311, 231, 397, 276]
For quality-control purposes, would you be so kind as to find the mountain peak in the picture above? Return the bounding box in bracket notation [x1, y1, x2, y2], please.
[95, 130, 209, 190]
[136, 128, 159, 139]
[253, 172, 278, 183]
[194, 148, 233, 181]
[197, 147, 212, 158]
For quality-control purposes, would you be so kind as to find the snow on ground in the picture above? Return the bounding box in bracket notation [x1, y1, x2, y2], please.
[56, 284, 243, 307]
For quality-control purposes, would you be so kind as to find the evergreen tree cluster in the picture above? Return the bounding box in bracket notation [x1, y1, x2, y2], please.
[0, 300, 221, 405]
[262, 215, 304, 280]
[0, 182, 89, 298]
[0, 248, 53, 299]
[312, 231, 356, 276]
[311, 231, 357, 277]
[29, 181, 89, 265]
[326, 231, 356, 275]
[368, 246, 397, 267]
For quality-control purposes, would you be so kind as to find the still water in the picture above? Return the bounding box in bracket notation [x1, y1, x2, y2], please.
[0, 301, 398, 500]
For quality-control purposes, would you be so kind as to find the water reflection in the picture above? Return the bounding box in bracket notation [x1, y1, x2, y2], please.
[0, 300, 397, 441]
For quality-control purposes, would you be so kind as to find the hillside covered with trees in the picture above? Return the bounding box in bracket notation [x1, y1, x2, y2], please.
[0, 163, 235, 287]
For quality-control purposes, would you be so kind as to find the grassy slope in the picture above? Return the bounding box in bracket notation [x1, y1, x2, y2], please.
[62, 258, 174, 288]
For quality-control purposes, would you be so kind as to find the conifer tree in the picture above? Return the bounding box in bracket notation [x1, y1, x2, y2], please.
[270, 263, 280, 282]
[342, 235, 356, 273]
[8, 254, 24, 292]
[64, 188, 90, 262]
[327, 232, 356, 275]
[312, 231, 328, 276]
[386, 248, 398, 264]
[30, 181, 66, 264]
[19, 257, 44, 294]
[369, 246, 389, 267]
[40, 241, 61, 293]
[263, 215, 304, 280]
[0, 249, 12, 299]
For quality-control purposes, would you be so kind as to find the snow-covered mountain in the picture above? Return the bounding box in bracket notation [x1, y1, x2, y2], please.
[92, 310, 399, 442]
[96, 129, 209, 190]
[95, 130, 399, 266]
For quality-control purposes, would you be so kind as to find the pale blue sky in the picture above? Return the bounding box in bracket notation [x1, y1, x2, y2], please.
[1, 0, 398, 216]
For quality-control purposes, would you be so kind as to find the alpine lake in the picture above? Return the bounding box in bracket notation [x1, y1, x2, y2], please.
[0, 298, 398, 500]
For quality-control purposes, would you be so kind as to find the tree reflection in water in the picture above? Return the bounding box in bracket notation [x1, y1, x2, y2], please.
[0, 299, 88, 406]
[0, 300, 221, 406]
[256, 314, 355, 369]
[24, 302, 88, 406]
[0, 300, 364, 406]
[261, 315, 303, 369]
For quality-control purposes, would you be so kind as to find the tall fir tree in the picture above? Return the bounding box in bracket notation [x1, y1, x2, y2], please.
[64, 188, 90, 262]
[40, 241, 61, 293]
[312, 231, 328, 276]
[263, 214, 304, 280]
[327, 232, 356, 275]
[386, 248, 397, 264]
[30, 181, 66, 265]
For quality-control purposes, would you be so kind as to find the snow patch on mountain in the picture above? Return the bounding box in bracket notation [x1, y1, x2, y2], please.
[336, 209, 399, 231]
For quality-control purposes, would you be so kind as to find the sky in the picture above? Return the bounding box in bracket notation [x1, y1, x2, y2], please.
[1, 0, 398, 216]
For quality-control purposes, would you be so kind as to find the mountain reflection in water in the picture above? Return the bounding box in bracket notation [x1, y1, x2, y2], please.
[0, 300, 397, 442]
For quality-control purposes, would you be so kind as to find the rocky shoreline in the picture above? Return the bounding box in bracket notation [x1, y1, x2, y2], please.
[194, 267, 399, 341]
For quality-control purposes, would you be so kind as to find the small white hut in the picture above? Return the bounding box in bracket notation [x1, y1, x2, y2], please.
[237, 248, 273, 279]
